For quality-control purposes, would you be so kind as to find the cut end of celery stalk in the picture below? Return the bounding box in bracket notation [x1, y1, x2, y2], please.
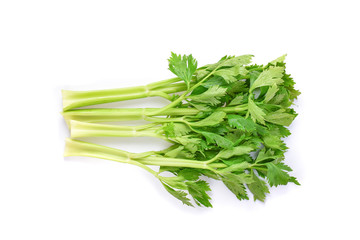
[63, 138, 130, 161]
[64, 138, 101, 158]
[61, 89, 73, 111]
[69, 120, 83, 138]
[63, 138, 78, 157]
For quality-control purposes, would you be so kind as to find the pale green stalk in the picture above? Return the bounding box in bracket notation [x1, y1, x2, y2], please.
[64, 138, 227, 170]
[62, 105, 248, 124]
[62, 78, 186, 111]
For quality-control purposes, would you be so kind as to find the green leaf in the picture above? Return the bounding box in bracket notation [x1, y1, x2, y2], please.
[164, 146, 184, 158]
[188, 85, 227, 105]
[250, 66, 284, 92]
[178, 169, 201, 181]
[228, 95, 244, 106]
[172, 136, 202, 153]
[269, 54, 287, 65]
[219, 162, 251, 173]
[161, 177, 188, 190]
[249, 70, 261, 87]
[221, 55, 254, 67]
[162, 183, 193, 207]
[269, 92, 286, 105]
[190, 85, 207, 96]
[163, 122, 191, 137]
[226, 173, 254, 184]
[227, 115, 257, 132]
[201, 131, 234, 149]
[265, 110, 296, 126]
[209, 123, 230, 135]
[277, 162, 293, 172]
[187, 180, 212, 207]
[163, 122, 175, 137]
[195, 69, 209, 80]
[263, 135, 286, 150]
[225, 130, 244, 142]
[277, 125, 291, 137]
[189, 111, 226, 127]
[221, 154, 252, 166]
[168, 52, 198, 89]
[173, 123, 191, 136]
[214, 65, 248, 83]
[189, 102, 212, 111]
[225, 130, 246, 146]
[201, 76, 226, 88]
[177, 149, 195, 159]
[227, 81, 247, 96]
[219, 145, 254, 159]
[222, 173, 253, 200]
[248, 98, 266, 124]
[255, 148, 279, 163]
[205, 55, 253, 71]
[264, 84, 279, 103]
[282, 73, 301, 101]
[247, 173, 269, 202]
[198, 169, 221, 180]
[273, 163, 300, 185]
[265, 162, 291, 187]
[289, 176, 301, 185]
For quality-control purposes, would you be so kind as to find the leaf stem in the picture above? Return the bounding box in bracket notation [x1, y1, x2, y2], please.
[147, 65, 222, 116]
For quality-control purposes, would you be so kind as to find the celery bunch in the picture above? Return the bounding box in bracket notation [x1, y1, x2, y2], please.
[62, 53, 300, 207]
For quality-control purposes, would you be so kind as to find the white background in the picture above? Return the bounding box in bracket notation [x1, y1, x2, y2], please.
[1, 0, 359, 239]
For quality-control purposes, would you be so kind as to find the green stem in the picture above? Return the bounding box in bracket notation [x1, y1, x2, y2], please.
[148, 91, 172, 100]
[69, 120, 162, 138]
[133, 123, 159, 130]
[208, 163, 228, 168]
[205, 152, 223, 164]
[136, 157, 210, 170]
[62, 104, 248, 124]
[144, 116, 185, 123]
[62, 107, 200, 124]
[64, 138, 158, 176]
[146, 77, 180, 90]
[64, 138, 225, 171]
[62, 79, 188, 111]
[252, 166, 268, 171]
